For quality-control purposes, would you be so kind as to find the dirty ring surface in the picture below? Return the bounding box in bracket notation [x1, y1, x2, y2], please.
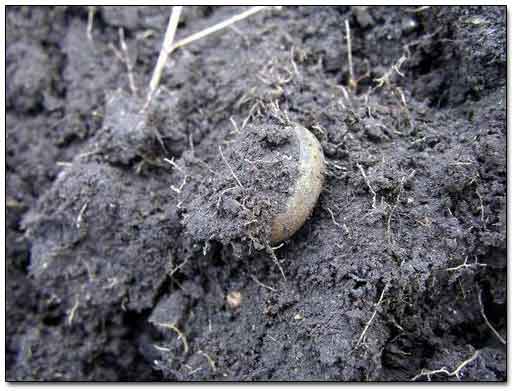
[270, 125, 325, 243]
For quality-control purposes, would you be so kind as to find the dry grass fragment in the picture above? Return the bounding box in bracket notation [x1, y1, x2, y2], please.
[145, 6, 183, 109]
[171, 6, 269, 52]
[109, 28, 138, 95]
[87, 6, 95, 41]
[344, 20, 370, 92]
[76, 201, 89, 230]
[345, 19, 356, 90]
[67, 296, 80, 326]
[118, 28, 138, 95]
[145, 6, 273, 110]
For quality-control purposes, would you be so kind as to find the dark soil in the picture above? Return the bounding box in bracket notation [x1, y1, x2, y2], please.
[6, 6, 506, 381]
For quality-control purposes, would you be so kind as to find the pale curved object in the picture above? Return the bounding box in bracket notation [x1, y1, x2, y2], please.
[270, 125, 325, 243]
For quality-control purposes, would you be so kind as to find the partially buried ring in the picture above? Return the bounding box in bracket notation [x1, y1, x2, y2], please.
[270, 124, 325, 243]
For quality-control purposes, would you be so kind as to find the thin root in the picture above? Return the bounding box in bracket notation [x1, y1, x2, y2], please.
[154, 322, 189, 353]
[67, 296, 80, 326]
[197, 350, 217, 372]
[266, 242, 287, 282]
[326, 207, 351, 236]
[76, 201, 89, 230]
[110, 28, 138, 95]
[386, 170, 415, 245]
[219, 145, 243, 188]
[250, 274, 277, 292]
[445, 256, 487, 272]
[355, 285, 388, 348]
[477, 285, 506, 345]
[411, 350, 480, 381]
[357, 163, 377, 209]
[169, 258, 190, 277]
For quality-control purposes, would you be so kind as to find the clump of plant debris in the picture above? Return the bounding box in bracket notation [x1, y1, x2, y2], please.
[183, 120, 299, 257]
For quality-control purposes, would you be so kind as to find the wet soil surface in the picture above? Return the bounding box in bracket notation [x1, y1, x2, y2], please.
[6, 6, 506, 381]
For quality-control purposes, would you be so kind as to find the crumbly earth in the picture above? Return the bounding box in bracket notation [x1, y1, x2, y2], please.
[184, 120, 299, 257]
[6, 6, 506, 381]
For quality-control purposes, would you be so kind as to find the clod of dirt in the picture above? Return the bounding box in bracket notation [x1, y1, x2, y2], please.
[7, 41, 52, 112]
[93, 90, 188, 165]
[149, 292, 188, 327]
[183, 121, 323, 254]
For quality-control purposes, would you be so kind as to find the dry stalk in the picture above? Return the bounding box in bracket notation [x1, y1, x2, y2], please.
[345, 19, 356, 90]
[145, 6, 273, 110]
[118, 28, 138, 95]
[109, 28, 138, 95]
[87, 6, 95, 41]
[171, 6, 270, 52]
[145, 6, 183, 109]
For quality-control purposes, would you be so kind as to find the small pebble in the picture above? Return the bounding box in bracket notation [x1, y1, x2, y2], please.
[226, 291, 242, 310]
